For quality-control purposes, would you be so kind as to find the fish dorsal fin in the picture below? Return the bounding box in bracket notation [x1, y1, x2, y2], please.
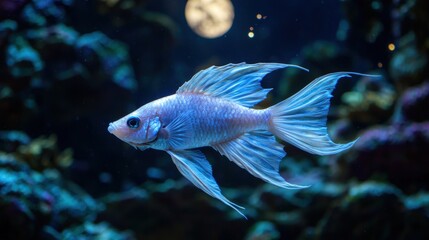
[177, 63, 308, 107]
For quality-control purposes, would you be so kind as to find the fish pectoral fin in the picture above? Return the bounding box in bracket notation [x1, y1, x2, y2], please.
[213, 130, 308, 189]
[165, 112, 193, 150]
[167, 149, 246, 218]
[176, 63, 308, 107]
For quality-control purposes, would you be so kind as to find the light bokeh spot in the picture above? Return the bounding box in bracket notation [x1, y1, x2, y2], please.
[185, 0, 235, 39]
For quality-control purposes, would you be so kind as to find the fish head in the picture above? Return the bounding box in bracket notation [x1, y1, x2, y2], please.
[108, 113, 162, 148]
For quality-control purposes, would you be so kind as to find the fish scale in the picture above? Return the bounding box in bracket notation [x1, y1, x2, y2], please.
[171, 94, 268, 148]
[135, 94, 262, 149]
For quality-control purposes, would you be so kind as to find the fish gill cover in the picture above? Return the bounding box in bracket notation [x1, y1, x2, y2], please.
[0, 0, 429, 239]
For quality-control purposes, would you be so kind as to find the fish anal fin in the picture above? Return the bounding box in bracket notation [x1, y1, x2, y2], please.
[177, 63, 308, 107]
[167, 150, 246, 218]
[213, 130, 307, 189]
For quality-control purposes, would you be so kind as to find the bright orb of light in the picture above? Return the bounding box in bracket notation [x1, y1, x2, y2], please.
[185, 0, 235, 39]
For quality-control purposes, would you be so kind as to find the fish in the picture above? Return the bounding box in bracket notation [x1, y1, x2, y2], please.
[108, 63, 375, 218]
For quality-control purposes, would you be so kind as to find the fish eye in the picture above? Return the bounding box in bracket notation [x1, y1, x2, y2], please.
[126, 117, 140, 129]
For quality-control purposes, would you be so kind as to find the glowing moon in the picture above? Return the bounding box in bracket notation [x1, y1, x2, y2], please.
[185, 0, 235, 39]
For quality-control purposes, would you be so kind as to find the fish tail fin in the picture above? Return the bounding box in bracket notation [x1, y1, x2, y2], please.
[268, 72, 377, 155]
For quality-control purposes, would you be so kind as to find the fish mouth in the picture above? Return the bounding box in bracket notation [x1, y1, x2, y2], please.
[108, 123, 116, 133]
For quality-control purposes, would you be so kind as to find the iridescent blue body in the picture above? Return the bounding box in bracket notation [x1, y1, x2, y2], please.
[108, 63, 377, 218]
[135, 94, 269, 151]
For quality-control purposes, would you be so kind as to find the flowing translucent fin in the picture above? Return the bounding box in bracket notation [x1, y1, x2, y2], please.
[213, 130, 307, 189]
[269, 72, 379, 155]
[167, 150, 247, 219]
[177, 63, 308, 107]
[165, 111, 193, 150]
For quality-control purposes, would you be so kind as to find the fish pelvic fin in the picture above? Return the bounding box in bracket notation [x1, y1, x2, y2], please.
[177, 63, 308, 107]
[167, 149, 247, 219]
[213, 130, 308, 189]
[268, 72, 379, 155]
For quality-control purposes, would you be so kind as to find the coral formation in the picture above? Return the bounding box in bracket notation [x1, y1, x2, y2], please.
[0, 154, 134, 240]
[339, 73, 396, 126]
[397, 81, 429, 122]
[316, 182, 429, 240]
[333, 122, 429, 192]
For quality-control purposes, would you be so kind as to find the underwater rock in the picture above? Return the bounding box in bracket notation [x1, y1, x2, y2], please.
[0, 5, 138, 196]
[333, 73, 396, 135]
[21, 3, 47, 27]
[22, 24, 136, 90]
[340, 74, 396, 122]
[6, 35, 44, 78]
[294, 183, 345, 225]
[0, 19, 17, 47]
[252, 185, 302, 213]
[405, 192, 429, 212]
[402, 192, 429, 239]
[99, 179, 429, 240]
[253, 181, 344, 213]
[25, 24, 79, 56]
[75, 31, 136, 90]
[32, 0, 73, 21]
[0, 133, 73, 172]
[250, 182, 345, 239]
[99, 180, 250, 239]
[34, 30, 137, 125]
[334, 122, 429, 191]
[0, 154, 102, 239]
[14, 134, 74, 171]
[1, 6, 137, 131]
[245, 221, 280, 240]
[397, 81, 429, 123]
[328, 119, 357, 144]
[0, 130, 30, 153]
[2, 26, 137, 127]
[19, 0, 74, 27]
[74, 0, 177, 90]
[61, 222, 135, 240]
[315, 181, 413, 240]
[0, 151, 134, 240]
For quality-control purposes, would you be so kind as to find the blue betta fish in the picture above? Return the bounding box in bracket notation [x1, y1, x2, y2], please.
[108, 63, 367, 218]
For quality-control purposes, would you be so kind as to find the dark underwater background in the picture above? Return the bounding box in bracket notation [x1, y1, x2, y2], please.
[1, 0, 429, 239]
